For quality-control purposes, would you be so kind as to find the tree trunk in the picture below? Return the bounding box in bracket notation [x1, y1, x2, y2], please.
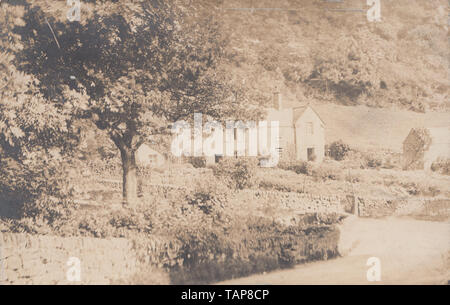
[120, 147, 138, 205]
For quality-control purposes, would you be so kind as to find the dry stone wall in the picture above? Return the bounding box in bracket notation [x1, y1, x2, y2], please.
[236, 190, 346, 214]
[0, 232, 138, 284]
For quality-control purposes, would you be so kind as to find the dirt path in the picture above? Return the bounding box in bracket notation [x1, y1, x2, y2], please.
[218, 216, 450, 285]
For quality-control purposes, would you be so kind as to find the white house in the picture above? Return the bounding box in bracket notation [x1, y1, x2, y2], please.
[171, 91, 326, 165]
[266, 92, 326, 163]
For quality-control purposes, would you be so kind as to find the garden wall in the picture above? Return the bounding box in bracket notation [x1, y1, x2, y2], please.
[0, 232, 138, 284]
[236, 190, 346, 214]
[235, 190, 449, 219]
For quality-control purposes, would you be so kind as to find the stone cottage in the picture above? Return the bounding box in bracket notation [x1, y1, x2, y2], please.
[402, 127, 450, 170]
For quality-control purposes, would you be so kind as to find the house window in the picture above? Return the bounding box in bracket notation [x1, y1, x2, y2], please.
[307, 122, 314, 135]
[215, 155, 223, 163]
[148, 154, 157, 164]
[307, 148, 316, 161]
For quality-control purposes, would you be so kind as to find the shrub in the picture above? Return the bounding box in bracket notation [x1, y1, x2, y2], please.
[169, 216, 340, 284]
[185, 179, 229, 215]
[365, 155, 382, 169]
[400, 181, 441, 197]
[279, 160, 313, 175]
[187, 157, 207, 168]
[327, 140, 351, 161]
[0, 157, 74, 223]
[109, 208, 153, 235]
[431, 158, 450, 175]
[211, 158, 258, 190]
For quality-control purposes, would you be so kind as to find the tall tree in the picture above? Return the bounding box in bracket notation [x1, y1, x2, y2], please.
[15, 0, 251, 205]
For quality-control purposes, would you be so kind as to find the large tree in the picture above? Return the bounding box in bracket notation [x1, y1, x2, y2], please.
[14, 0, 251, 205]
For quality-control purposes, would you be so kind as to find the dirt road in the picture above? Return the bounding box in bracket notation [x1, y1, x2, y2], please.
[219, 216, 449, 285]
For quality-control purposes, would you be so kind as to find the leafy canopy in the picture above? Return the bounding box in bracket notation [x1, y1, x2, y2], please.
[16, 0, 255, 153]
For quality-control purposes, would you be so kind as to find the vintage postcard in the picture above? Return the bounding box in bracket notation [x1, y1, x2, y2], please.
[0, 0, 448, 291]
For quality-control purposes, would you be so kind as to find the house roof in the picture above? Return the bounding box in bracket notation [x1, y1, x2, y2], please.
[266, 104, 326, 127]
[293, 105, 326, 125]
[293, 106, 307, 123]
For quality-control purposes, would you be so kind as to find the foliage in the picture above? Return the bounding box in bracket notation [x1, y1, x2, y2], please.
[185, 178, 229, 216]
[187, 157, 207, 169]
[364, 155, 383, 169]
[278, 160, 344, 181]
[12, 0, 256, 204]
[431, 158, 450, 176]
[398, 181, 440, 197]
[222, 0, 448, 111]
[0, 4, 78, 159]
[169, 216, 340, 284]
[0, 156, 74, 225]
[279, 160, 313, 175]
[211, 158, 258, 190]
[327, 140, 351, 161]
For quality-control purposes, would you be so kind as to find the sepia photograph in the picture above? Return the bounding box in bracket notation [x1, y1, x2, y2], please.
[0, 0, 449, 291]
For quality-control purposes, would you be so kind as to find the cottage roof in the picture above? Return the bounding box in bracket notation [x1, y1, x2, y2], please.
[266, 104, 325, 127]
[293, 105, 326, 125]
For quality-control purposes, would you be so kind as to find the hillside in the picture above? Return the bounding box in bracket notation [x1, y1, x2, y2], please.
[215, 0, 449, 112]
[315, 104, 450, 151]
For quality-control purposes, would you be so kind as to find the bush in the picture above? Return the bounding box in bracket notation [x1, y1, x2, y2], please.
[400, 181, 441, 197]
[211, 158, 258, 190]
[185, 178, 229, 215]
[187, 157, 207, 168]
[169, 216, 340, 284]
[279, 160, 313, 175]
[279, 160, 344, 181]
[327, 140, 351, 161]
[365, 155, 382, 169]
[431, 158, 450, 175]
[0, 157, 74, 223]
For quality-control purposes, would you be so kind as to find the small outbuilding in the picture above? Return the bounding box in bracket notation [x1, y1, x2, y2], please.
[402, 127, 450, 170]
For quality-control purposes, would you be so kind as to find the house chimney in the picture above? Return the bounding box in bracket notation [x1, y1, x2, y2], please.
[273, 91, 282, 110]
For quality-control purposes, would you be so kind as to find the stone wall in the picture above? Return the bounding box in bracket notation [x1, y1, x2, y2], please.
[236, 190, 346, 215]
[0, 232, 138, 284]
[235, 190, 449, 219]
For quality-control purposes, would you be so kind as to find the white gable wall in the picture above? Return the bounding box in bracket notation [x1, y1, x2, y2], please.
[295, 107, 325, 163]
